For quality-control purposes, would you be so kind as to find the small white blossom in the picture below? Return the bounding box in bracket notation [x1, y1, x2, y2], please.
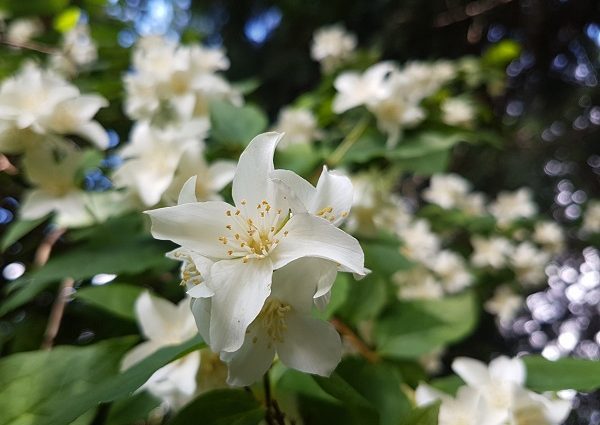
[489, 188, 537, 226]
[51, 24, 98, 76]
[121, 292, 200, 409]
[441, 98, 475, 127]
[393, 266, 443, 300]
[582, 200, 600, 233]
[484, 285, 523, 323]
[423, 173, 472, 210]
[429, 250, 473, 293]
[471, 236, 512, 269]
[510, 242, 550, 287]
[533, 221, 565, 254]
[310, 25, 357, 72]
[6, 18, 42, 44]
[273, 107, 320, 148]
[398, 219, 441, 263]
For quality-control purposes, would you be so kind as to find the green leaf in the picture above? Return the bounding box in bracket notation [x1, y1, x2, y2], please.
[168, 389, 264, 425]
[53, 7, 81, 33]
[313, 373, 378, 423]
[0, 336, 136, 425]
[524, 355, 600, 392]
[429, 375, 463, 396]
[363, 241, 413, 276]
[76, 283, 145, 321]
[1, 237, 171, 317]
[209, 100, 267, 146]
[105, 391, 160, 425]
[314, 273, 350, 320]
[275, 143, 322, 176]
[338, 274, 387, 324]
[394, 149, 450, 175]
[0, 0, 69, 15]
[276, 368, 338, 403]
[399, 402, 440, 425]
[374, 291, 479, 359]
[483, 40, 522, 68]
[1, 215, 48, 252]
[41, 336, 204, 425]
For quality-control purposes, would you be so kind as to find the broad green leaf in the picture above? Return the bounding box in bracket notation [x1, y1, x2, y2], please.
[394, 150, 450, 175]
[168, 389, 264, 425]
[76, 283, 145, 321]
[276, 368, 338, 403]
[275, 143, 322, 176]
[0, 0, 69, 15]
[363, 241, 413, 276]
[524, 355, 600, 392]
[374, 291, 479, 359]
[313, 373, 378, 423]
[0, 336, 136, 425]
[430, 375, 463, 396]
[1, 237, 172, 317]
[53, 7, 81, 33]
[209, 100, 267, 146]
[105, 392, 160, 425]
[338, 274, 387, 324]
[0, 215, 48, 252]
[41, 336, 204, 425]
[399, 403, 440, 425]
[337, 358, 412, 425]
[314, 273, 350, 320]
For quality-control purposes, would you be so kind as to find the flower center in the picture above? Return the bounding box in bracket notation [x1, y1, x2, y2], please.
[219, 199, 289, 263]
[258, 298, 291, 346]
[513, 405, 549, 425]
[171, 251, 203, 287]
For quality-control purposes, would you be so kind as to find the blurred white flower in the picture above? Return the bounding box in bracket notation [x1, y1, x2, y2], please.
[423, 173, 472, 210]
[489, 188, 537, 226]
[484, 285, 523, 323]
[441, 97, 475, 127]
[6, 18, 42, 44]
[147, 132, 366, 353]
[273, 107, 320, 148]
[533, 221, 565, 254]
[310, 25, 357, 72]
[582, 200, 600, 233]
[510, 242, 550, 287]
[51, 24, 98, 76]
[121, 292, 200, 409]
[398, 219, 441, 263]
[393, 266, 443, 300]
[112, 120, 209, 207]
[471, 236, 512, 269]
[0, 63, 108, 152]
[429, 250, 473, 293]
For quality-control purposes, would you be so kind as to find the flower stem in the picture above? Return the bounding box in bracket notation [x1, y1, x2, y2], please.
[331, 317, 380, 363]
[327, 116, 370, 168]
[263, 371, 286, 425]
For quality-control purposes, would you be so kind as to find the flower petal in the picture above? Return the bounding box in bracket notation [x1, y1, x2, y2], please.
[178, 175, 198, 204]
[272, 214, 366, 275]
[220, 322, 276, 387]
[20, 189, 57, 221]
[232, 132, 282, 208]
[208, 258, 273, 352]
[190, 297, 211, 344]
[74, 121, 109, 150]
[313, 166, 353, 226]
[451, 357, 490, 387]
[277, 312, 341, 377]
[208, 160, 236, 192]
[120, 340, 161, 371]
[145, 201, 234, 259]
[270, 169, 315, 213]
[135, 291, 178, 341]
[489, 356, 526, 385]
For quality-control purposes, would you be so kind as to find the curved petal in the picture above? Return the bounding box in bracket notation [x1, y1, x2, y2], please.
[207, 160, 236, 192]
[145, 201, 234, 259]
[120, 340, 161, 371]
[19, 189, 57, 220]
[74, 121, 109, 150]
[270, 169, 315, 213]
[232, 132, 283, 208]
[178, 175, 198, 204]
[451, 357, 490, 387]
[271, 214, 366, 276]
[415, 383, 449, 406]
[135, 291, 178, 341]
[220, 322, 276, 387]
[313, 166, 353, 226]
[190, 297, 211, 344]
[489, 356, 525, 385]
[277, 312, 342, 377]
[208, 258, 273, 352]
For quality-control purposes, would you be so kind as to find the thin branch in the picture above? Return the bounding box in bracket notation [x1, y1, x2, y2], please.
[433, 0, 514, 28]
[41, 277, 75, 350]
[263, 373, 276, 425]
[327, 116, 370, 168]
[34, 227, 66, 267]
[331, 317, 380, 363]
[0, 37, 57, 54]
[0, 154, 18, 175]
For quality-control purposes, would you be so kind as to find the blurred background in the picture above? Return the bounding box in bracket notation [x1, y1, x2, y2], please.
[0, 0, 599, 423]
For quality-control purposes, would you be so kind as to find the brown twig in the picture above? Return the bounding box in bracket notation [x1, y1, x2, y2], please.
[331, 317, 380, 363]
[433, 0, 514, 28]
[34, 227, 66, 267]
[0, 154, 18, 175]
[0, 38, 57, 54]
[41, 277, 75, 350]
[263, 372, 286, 425]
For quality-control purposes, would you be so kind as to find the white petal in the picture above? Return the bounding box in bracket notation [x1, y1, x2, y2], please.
[221, 322, 276, 387]
[451, 357, 491, 387]
[120, 340, 161, 371]
[53, 192, 94, 228]
[178, 176, 198, 204]
[187, 283, 214, 298]
[415, 383, 449, 406]
[190, 297, 211, 344]
[207, 160, 236, 192]
[231, 132, 282, 208]
[489, 356, 526, 385]
[135, 291, 178, 341]
[270, 169, 315, 213]
[145, 201, 234, 259]
[313, 166, 353, 226]
[271, 214, 366, 275]
[19, 189, 57, 220]
[74, 121, 109, 149]
[277, 312, 341, 377]
[208, 258, 273, 352]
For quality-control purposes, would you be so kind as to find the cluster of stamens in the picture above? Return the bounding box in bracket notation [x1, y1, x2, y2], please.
[316, 206, 348, 223]
[170, 251, 203, 287]
[218, 199, 289, 263]
[256, 298, 291, 347]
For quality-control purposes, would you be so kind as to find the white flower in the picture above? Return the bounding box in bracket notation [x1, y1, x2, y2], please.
[146, 132, 366, 353]
[461, 192, 487, 215]
[429, 250, 473, 293]
[273, 107, 320, 148]
[533, 221, 565, 254]
[0, 63, 108, 151]
[489, 188, 537, 226]
[51, 24, 98, 76]
[6, 18, 42, 44]
[582, 200, 600, 233]
[121, 292, 200, 409]
[393, 266, 443, 300]
[484, 285, 523, 323]
[452, 356, 571, 424]
[401, 60, 456, 102]
[416, 384, 506, 425]
[112, 120, 208, 207]
[310, 25, 357, 72]
[471, 236, 512, 269]
[19, 142, 94, 228]
[204, 258, 342, 386]
[423, 173, 472, 210]
[441, 97, 475, 127]
[398, 219, 441, 263]
[510, 242, 550, 286]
